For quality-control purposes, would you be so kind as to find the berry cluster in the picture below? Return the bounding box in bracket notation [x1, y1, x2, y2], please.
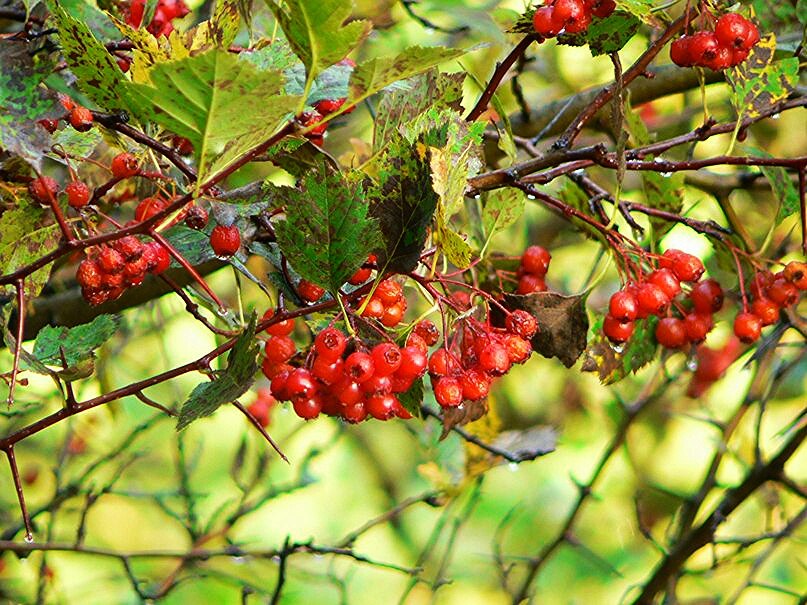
[429, 311, 537, 408]
[296, 59, 357, 147]
[76, 237, 171, 305]
[532, 0, 616, 37]
[604, 248, 714, 346]
[516, 245, 551, 294]
[670, 13, 759, 71]
[38, 95, 94, 135]
[735, 261, 806, 343]
[261, 317, 428, 422]
[359, 278, 407, 327]
[127, 0, 190, 38]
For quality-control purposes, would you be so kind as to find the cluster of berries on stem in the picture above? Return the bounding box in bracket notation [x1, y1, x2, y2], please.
[670, 12, 760, 71]
[516, 245, 551, 294]
[736, 261, 806, 343]
[532, 0, 616, 37]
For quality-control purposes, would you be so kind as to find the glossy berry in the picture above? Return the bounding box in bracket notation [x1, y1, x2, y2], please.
[134, 196, 168, 222]
[69, 106, 94, 132]
[348, 266, 372, 285]
[670, 251, 704, 283]
[262, 309, 295, 336]
[314, 327, 347, 360]
[655, 317, 687, 349]
[98, 247, 125, 273]
[110, 153, 140, 179]
[314, 98, 346, 115]
[264, 335, 297, 365]
[76, 259, 103, 290]
[683, 313, 712, 343]
[413, 320, 440, 346]
[28, 176, 59, 204]
[603, 315, 634, 343]
[210, 224, 241, 257]
[365, 393, 398, 420]
[144, 241, 171, 274]
[478, 342, 511, 376]
[361, 373, 392, 395]
[344, 351, 375, 383]
[636, 282, 670, 317]
[311, 356, 344, 385]
[113, 236, 145, 261]
[553, 0, 590, 33]
[285, 368, 317, 399]
[293, 396, 321, 420]
[517, 274, 548, 295]
[66, 181, 91, 209]
[783, 261, 807, 289]
[380, 301, 406, 327]
[734, 312, 762, 344]
[376, 279, 403, 305]
[397, 346, 428, 379]
[461, 369, 490, 401]
[688, 31, 720, 63]
[341, 401, 367, 423]
[690, 279, 724, 314]
[334, 378, 363, 406]
[609, 290, 639, 322]
[533, 6, 561, 37]
[38, 118, 59, 133]
[503, 333, 532, 364]
[371, 343, 402, 376]
[750, 297, 779, 326]
[521, 245, 551, 276]
[670, 36, 694, 67]
[298, 279, 325, 303]
[766, 278, 798, 307]
[648, 269, 681, 299]
[428, 348, 455, 377]
[433, 376, 463, 407]
[506, 310, 538, 339]
[715, 13, 759, 50]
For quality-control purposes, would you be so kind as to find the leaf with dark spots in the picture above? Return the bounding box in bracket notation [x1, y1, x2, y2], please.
[366, 134, 438, 274]
[582, 315, 658, 384]
[440, 399, 488, 439]
[558, 11, 641, 56]
[502, 291, 589, 368]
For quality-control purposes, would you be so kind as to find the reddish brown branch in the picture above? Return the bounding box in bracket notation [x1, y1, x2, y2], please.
[4, 446, 33, 541]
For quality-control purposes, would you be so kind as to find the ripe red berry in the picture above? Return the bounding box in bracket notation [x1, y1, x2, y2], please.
[365, 393, 398, 420]
[783, 261, 807, 290]
[28, 176, 59, 204]
[703, 45, 733, 71]
[590, 0, 615, 18]
[671, 36, 694, 67]
[734, 312, 762, 343]
[262, 308, 295, 336]
[636, 282, 670, 317]
[110, 153, 140, 179]
[285, 368, 317, 399]
[65, 181, 91, 209]
[210, 224, 241, 257]
[134, 196, 168, 222]
[314, 327, 347, 360]
[361, 373, 392, 395]
[381, 300, 406, 327]
[766, 277, 799, 307]
[533, 6, 561, 36]
[314, 98, 346, 115]
[98, 247, 125, 273]
[667, 251, 705, 282]
[506, 310, 538, 339]
[397, 345, 428, 379]
[311, 355, 344, 385]
[341, 401, 367, 423]
[517, 274, 548, 295]
[715, 13, 758, 50]
[344, 351, 375, 383]
[265, 335, 297, 365]
[144, 241, 171, 274]
[688, 31, 720, 63]
[348, 266, 372, 285]
[38, 118, 59, 133]
[609, 289, 639, 322]
[298, 279, 325, 303]
[298, 110, 328, 136]
[76, 259, 103, 290]
[521, 245, 551, 276]
[413, 320, 439, 346]
[655, 317, 687, 349]
[428, 348, 455, 377]
[750, 297, 779, 326]
[113, 235, 145, 261]
[293, 396, 322, 420]
[683, 313, 712, 343]
[270, 367, 293, 400]
[371, 342, 402, 377]
[69, 106, 93, 132]
[503, 333, 532, 364]
[648, 268, 682, 299]
[460, 369, 490, 401]
[603, 314, 634, 343]
[478, 341, 511, 376]
[749, 271, 774, 299]
[433, 376, 463, 407]
[690, 279, 724, 314]
[553, 0, 590, 33]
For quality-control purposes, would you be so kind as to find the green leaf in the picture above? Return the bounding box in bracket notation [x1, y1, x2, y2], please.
[751, 0, 805, 35]
[613, 0, 658, 25]
[0, 200, 61, 299]
[398, 377, 424, 418]
[126, 50, 299, 188]
[47, 2, 134, 112]
[641, 170, 685, 238]
[727, 34, 799, 119]
[373, 70, 465, 151]
[434, 212, 473, 269]
[482, 188, 525, 239]
[349, 46, 470, 111]
[177, 314, 261, 430]
[272, 163, 382, 293]
[31, 315, 120, 369]
[745, 147, 800, 223]
[192, 0, 241, 49]
[582, 315, 658, 384]
[51, 127, 103, 161]
[558, 11, 641, 56]
[366, 134, 438, 274]
[264, 0, 371, 96]
[428, 115, 484, 218]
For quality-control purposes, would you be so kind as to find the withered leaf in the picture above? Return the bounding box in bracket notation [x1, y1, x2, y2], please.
[440, 399, 488, 440]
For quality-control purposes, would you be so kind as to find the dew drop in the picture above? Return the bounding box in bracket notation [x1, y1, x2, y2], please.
[612, 342, 626, 354]
[686, 358, 698, 371]
[508, 462, 519, 472]
[425, 28, 435, 36]
[661, 172, 672, 178]
[526, 194, 536, 200]
[771, 113, 781, 120]
[24, 533, 34, 543]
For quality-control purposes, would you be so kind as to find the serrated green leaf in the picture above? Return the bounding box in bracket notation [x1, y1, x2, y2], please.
[727, 34, 799, 119]
[398, 377, 424, 418]
[434, 211, 473, 269]
[428, 117, 484, 219]
[50, 127, 103, 161]
[264, 0, 370, 100]
[366, 134, 438, 274]
[558, 11, 641, 56]
[374, 70, 465, 151]
[126, 50, 299, 188]
[751, 0, 804, 34]
[47, 2, 134, 112]
[482, 188, 525, 239]
[613, 0, 658, 25]
[177, 314, 260, 430]
[0, 200, 61, 299]
[641, 170, 685, 238]
[31, 315, 120, 369]
[272, 163, 381, 293]
[349, 46, 470, 111]
[745, 147, 800, 223]
[192, 0, 241, 50]
[0, 41, 58, 168]
[582, 315, 658, 384]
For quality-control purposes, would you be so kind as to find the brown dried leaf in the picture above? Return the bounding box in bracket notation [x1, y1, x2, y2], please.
[440, 399, 488, 440]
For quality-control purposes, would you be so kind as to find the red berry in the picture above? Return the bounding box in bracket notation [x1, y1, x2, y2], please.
[521, 245, 551, 276]
[144, 241, 171, 274]
[298, 110, 327, 136]
[365, 393, 398, 420]
[533, 6, 561, 36]
[397, 346, 428, 379]
[671, 36, 694, 67]
[683, 313, 712, 343]
[715, 13, 758, 50]
[460, 369, 490, 401]
[478, 341, 511, 376]
[341, 401, 367, 423]
[348, 266, 372, 285]
[413, 320, 439, 346]
[76, 259, 103, 290]
[134, 196, 168, 222]
[591, 0, 615, 18]
[750, 297, 779, 326]
[517, 274, 548, 295]
[110, 153, 140, 179]
[783, 261, 807, 290]
[298, 279, 325, 302]
[690, 279, 724, 314]
[311, 355, 344, 385]
[361, 296, 385, 318]
[112, 235, 145, 261]
[65, 181, 91, 209]
[28, 176, 59, 204]
[655, 317, 687, 349]
[286, 368, 317, 399]
[433, 376, 463, 407]
[668, 251, 705, 282]
[766, 277, 798, 307]
[688, 31, 720, 63]
[184, 205, 208, 230]
[265, 335, 297, 365]
[376, 279, 403, 305]
[428, 348, 455, 377]
[38, 118, 59, 133]
[314, 327, 347, 360]
[314, 98, 346, 115]
[371, 342, 402, 376]
[344, 351, 375, 383]
[270, 367, 293, 400]
[506, 310, 538, 339]
[603, 315, 634, 343]
[98, 247, 125, 273]
[734, 312, 762, 343]
[293, 396, 321, 420]
[553, 0, 590, 33]
[262, 309, 295, 336]
[334, 378, 363, 405]
[210, 224, 241, 257]
[648, 268, 682, 299]
[361, 373, 392, 395]
[380, 300, 406, 327]
[636, 282, 670, 317]
[69, 106, 93, 132]
[703, 44, 733, 71]
[503, 333, 532, 364]
[609, 290, 639, 322]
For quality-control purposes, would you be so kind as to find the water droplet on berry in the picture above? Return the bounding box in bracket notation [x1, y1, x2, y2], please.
[686, 358, 698, 371]
[611, 342, 626, 354]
